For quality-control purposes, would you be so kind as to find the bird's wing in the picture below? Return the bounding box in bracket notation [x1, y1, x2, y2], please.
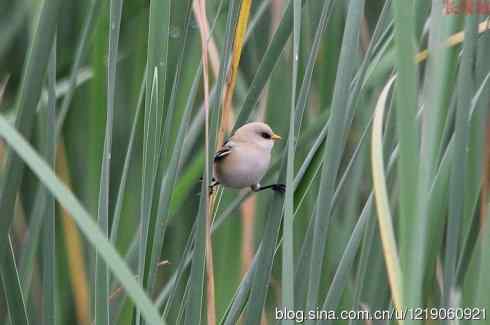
[214, 140, 233, 161]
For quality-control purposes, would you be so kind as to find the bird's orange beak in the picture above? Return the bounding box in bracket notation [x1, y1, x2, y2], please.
[271, 133, 281, 140]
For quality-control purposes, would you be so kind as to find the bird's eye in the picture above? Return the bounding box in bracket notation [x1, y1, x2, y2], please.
[261, 132, 272, 139]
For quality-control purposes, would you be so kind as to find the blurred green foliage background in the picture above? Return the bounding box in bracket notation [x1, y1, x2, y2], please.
[0, 0, 490, 324]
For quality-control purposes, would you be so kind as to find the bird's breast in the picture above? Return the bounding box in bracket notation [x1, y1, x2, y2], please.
[214, 147, 271, 189]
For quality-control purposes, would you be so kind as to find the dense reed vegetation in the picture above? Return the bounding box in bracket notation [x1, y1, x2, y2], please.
[0, 0, 489, 324]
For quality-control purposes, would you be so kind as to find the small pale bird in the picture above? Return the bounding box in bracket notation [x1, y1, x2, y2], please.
[210, 122, 285, 194]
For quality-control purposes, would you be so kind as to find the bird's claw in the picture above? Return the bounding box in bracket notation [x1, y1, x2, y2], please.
[272, 184, 286, 193]
[208, 180, 219, 195]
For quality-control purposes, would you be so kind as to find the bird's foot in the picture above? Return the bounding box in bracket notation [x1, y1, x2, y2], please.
[271, 184, 286, 193]
[208, 180, 220, 195]
[252, 183, 286, 194]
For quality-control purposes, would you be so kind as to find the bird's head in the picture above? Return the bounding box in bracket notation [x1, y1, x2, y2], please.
[233, 122, 281, 151]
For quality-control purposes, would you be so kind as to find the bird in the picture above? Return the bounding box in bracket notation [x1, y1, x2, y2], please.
[209, 122, 285, 194]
